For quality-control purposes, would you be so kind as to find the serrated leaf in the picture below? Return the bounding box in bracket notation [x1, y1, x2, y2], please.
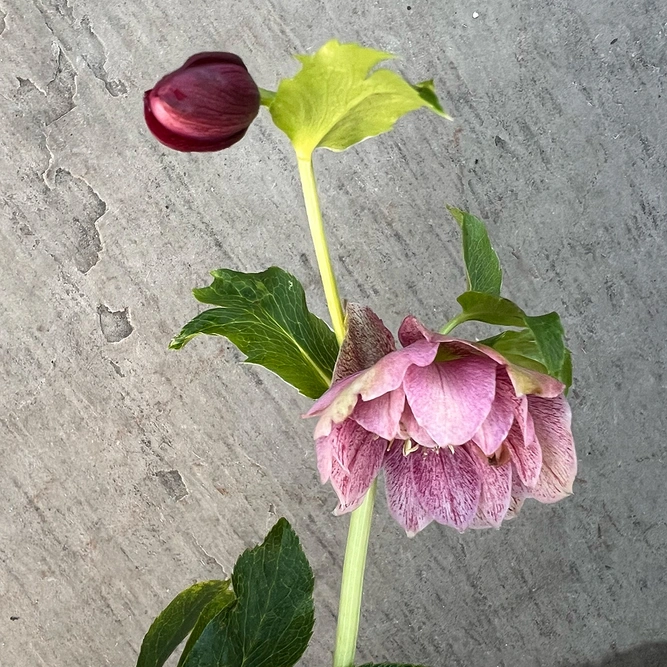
[269, 39, 449, 159]
[170, 267, 339, 399]
[447, 206, 502, 296]
[136, 580, 231, 667]
[181, 518, 315, 667]
[177, 591, 236, 667]
[456, 291, 567, 378]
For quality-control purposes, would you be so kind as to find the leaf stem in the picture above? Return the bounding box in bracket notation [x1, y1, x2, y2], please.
[439, 311, 470, 335]
[296, 157, 346, 343]
[333, 480, 377, 667]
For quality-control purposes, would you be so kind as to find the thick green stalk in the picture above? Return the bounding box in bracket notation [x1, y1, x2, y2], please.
[332, 480, 377, 667]
[296, 156, 346, 342]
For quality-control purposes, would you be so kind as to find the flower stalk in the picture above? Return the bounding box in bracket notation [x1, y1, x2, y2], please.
[297, 155, 375, 667]
[297, 156, 346, 343]
[333, 480, 377, 667]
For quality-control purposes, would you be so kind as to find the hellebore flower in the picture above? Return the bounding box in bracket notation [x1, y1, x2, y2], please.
[306, 305, 577, 536]
[144, 52, 260, 152]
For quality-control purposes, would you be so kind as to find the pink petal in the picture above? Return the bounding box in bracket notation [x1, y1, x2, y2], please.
[472, 454, 513, 528]
[411, 445, 481, 531]
[473, 370, 516, 455]
[306, 341, 439, 438]
[326, 420, 387, 514]
[352, 387, 405, 441]
[333, 303, 396, 381]
[527, 395, 577, 502]
[383, 442, 432, 536]
[505, 414, 543, 487]
[315, 429, 335, 483]
[398, 403, 439, 448]
[403, 356, 497, 447]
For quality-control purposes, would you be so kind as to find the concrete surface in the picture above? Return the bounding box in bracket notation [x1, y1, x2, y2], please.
[1, 1, 666, 666]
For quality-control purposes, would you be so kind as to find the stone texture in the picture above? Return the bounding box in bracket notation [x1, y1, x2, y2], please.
[0, 1, 665, 666]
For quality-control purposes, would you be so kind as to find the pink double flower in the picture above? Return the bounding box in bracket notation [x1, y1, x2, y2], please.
[306, 306, 576, 536]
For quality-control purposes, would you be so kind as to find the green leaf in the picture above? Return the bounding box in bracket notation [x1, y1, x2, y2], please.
[269, 39, 449, 159]
[170, 267, 339, 400]
[456, 291, 567, 378]
[447, 206, 502, 296]
[181, 518, 315, 667]
[480, 328, 572, 387]
[137, 580, 232, 667]
[177, 591, 236, 667]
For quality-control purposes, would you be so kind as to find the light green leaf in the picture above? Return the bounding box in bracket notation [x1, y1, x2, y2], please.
[447, 206, 502, 296]
[170, 267, 339, 400]
[456, 291, 567, 378]
[269, 39, 449, 159]
[181, 518, 315, 667]
[136, 580, 232, 667]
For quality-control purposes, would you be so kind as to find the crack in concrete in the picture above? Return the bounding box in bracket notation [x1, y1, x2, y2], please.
[32, 0, 127, 97]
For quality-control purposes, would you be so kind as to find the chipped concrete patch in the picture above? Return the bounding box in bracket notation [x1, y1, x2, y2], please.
[97, 304, 133, 342]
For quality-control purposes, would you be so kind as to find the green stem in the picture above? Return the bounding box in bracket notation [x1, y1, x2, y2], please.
[258, 87, 276, 107]
[333, 480, 377, 667]
[439, 311, 470, 335]
[296, 156, 346, 343]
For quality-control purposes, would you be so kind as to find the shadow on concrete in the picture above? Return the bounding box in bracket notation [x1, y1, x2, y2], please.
[566, 642, 667, 667]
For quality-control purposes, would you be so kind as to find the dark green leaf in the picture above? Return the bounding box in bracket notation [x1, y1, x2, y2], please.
[170, 267, 339, 399]
[181, 518, 315, 667]
[456, 291, 526, 327]
[447, 206, 502, 296]
[481, 328, 573, 389]
[269, 40, 449, 159]
[456, 291, 566, 378]
[177, 591, 236, 667]
[137, 580, 231, 667]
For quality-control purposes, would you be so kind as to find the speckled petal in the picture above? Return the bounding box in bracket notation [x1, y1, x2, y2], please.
[325, 420, 387, 514]
[471, 452, 513, 529]
[384, 442, 432, 536]
[411, 445, 481, 531]
[505, 413, 543, 488]
[527, 395, 577, 502]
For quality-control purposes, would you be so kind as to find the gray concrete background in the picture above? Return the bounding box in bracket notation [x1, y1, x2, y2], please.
[1, 1, 666, 666]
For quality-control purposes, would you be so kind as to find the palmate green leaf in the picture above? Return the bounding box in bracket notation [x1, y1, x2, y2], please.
[170, 267, 339, 400]
[447, 206, 502, 296]
[181, 518, 315, 667]
[268, 39, 449, 159]
[136, 580, 232, 667]
[456, 291, 567, 378]
[480, 329, 572, 388]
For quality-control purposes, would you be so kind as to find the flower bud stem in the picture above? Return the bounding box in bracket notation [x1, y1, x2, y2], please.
[296, 154, 375, 667]
[333, 480, 377, 667]
[297, 156, 346, 342]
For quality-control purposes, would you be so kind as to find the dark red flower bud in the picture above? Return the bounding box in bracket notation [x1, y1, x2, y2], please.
[144, 52, 260, 152]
